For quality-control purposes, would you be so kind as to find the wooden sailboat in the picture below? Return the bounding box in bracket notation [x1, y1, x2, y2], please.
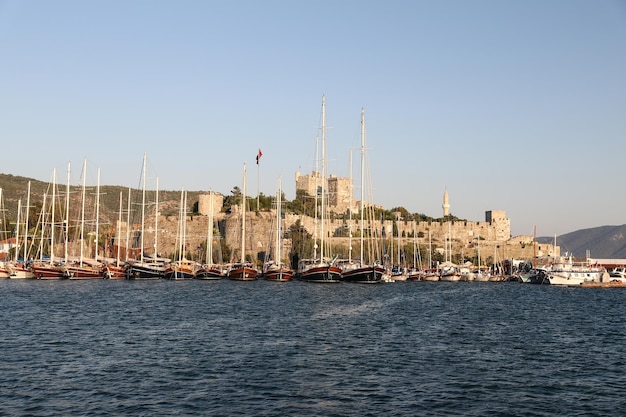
[298, 96, 342, 283]
[264, 176, 294, 281]
[0, 188, 11, 278]
[126, 153, 168, 279]
[165, 189, 197, 280]
[6, 189, 36, 279]
[228, 163, 258, 280]
[340, 108, 383, 283]
[67, 160, 105, 279]
[103, 191, 127, 279]
[30, 168, 70, 279]
[195, 191, 224, 279]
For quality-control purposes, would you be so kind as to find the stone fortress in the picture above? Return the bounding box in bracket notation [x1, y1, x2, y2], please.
[142, 171, 558, 265]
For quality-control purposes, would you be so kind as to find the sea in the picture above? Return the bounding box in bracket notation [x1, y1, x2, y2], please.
[1, 279, 624, 417]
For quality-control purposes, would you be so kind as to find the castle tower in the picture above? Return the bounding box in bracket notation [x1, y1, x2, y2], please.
[442, 188, 450, 217]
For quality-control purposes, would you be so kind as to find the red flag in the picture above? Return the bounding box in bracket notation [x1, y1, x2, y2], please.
[256, 148, 263, 164]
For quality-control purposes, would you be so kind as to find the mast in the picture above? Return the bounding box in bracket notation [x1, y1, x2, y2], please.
[206, 191, 214, 265]
[348, 147, 353, 264]
[320, 95, 326, 261]
[80, 158, 87, 266]
[95, 167, 101, 261]
[15, 199, 21, 261]
[241, 163, 247, 263]
[125, 187, 131, 262]
[23, 181, 31, 262]
[50, 168, 56, 265]
[117, 191, 122, 267]
[155, 177, 159, 258]
[65, 162, 70, 263]
[276, 176, 282, 265]
[313, 135, 319, 260]
[360, 108, 366, 265]
[140, 152, 146, 263]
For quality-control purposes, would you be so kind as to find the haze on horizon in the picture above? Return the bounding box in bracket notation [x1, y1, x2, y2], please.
[1, 0, 624, 237]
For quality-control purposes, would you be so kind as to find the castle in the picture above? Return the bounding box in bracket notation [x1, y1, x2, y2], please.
[180, 175, 558, 265]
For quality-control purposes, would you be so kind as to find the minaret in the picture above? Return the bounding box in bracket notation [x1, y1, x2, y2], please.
[442, 188, 450, 217]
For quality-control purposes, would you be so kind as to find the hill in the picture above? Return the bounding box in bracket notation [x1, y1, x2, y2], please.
[0, 173, 208, 226]
[537, 225, 626, 259]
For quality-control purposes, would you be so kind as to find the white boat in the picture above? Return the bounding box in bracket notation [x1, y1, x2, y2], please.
[608, 266, 626, 283]
[539, 256, 605, 286]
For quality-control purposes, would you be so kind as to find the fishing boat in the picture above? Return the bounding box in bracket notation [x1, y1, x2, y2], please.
[298, 96, 342, 283]
[228, 163, 258, 281]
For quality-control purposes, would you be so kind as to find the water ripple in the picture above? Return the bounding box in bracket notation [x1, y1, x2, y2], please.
[1, 280, 625, 415]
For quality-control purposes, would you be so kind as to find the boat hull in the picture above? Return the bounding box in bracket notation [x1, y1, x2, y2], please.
[264, 268, 294, 282]
[340, 265, 384, 283]
[299, 265, 342, 283]
[30, 264, 69, 280]
[228, 267, 258, 281]
[195, 267, 223, 280]
[126, 263, 166, 280]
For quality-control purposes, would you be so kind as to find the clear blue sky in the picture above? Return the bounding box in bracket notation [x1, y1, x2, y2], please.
[1, 0, 625, 237]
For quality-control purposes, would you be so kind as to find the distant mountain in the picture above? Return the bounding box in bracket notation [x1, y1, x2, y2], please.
[537, 225, 626, 259]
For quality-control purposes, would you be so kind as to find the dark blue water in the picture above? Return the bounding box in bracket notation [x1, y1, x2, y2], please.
[1, 280, 625, 416]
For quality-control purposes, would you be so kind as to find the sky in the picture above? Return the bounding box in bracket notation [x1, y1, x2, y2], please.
[1, 0, 625, 237]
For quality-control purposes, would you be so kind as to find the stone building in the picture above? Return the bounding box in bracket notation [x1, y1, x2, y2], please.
[295, 170, 352, 214]
[197, 191, 224, 217]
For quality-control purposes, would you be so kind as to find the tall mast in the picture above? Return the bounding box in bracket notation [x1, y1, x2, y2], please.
[313, 135, 319, 260]
[276, 176, 282, 265]
[320, 95, 326, 261]
[125, 187, 131, 262]
[348, 147, 353, 264]
[117, 191, 122, 267]
[15, 199, 21, 261]
[50, 168, 56, 265]
[154, 177, 159, 257]
[206, 191, 214, 265]
[65, 162, 70, 263]
[140, 153, 146, 263]
[95, 167, 101, 261]
[80, 158, 87, 266]
[360, 108, 365, 265]
[241, 163, 247, 263]
[23, 181, 31, 262]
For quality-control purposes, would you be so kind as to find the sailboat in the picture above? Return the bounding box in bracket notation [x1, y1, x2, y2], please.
[340, 108, 383, 284]
[30, 168, 70, 279]
[0, 188, 12, 278]
[165, 189, 197, 280]
[126, 153, 168, 279]
[103, 191, 128, 279]
[195, 191, 224, 279]
[298, 96, 342, 283]
[227, 163, 259, 280]
[421, 231, 439, 281]
[6, 188, 36, 279]
[263, 176, 294, 281]
[67, 160, 105, 279]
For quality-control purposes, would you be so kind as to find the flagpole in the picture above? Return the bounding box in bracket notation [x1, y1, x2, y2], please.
[256, 148, 262, 210]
